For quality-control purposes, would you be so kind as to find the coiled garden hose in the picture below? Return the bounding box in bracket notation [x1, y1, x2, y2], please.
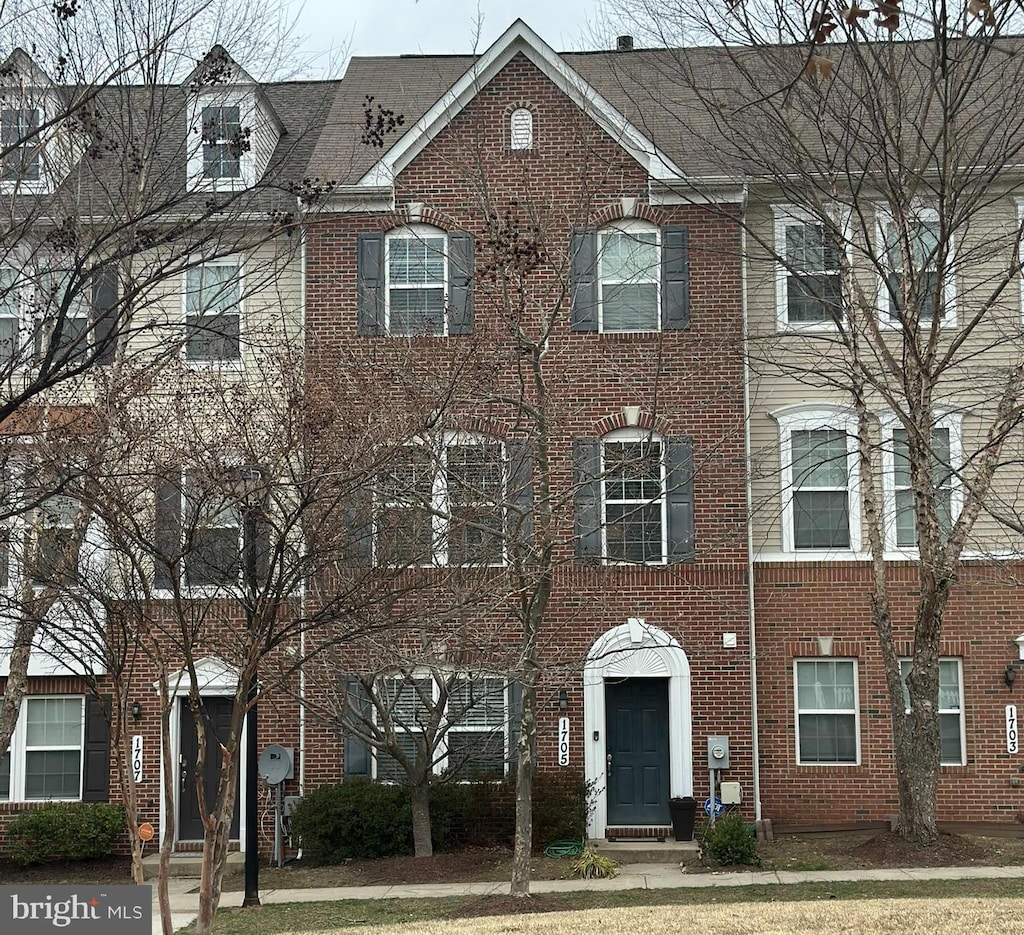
[544, 839, 584, 858]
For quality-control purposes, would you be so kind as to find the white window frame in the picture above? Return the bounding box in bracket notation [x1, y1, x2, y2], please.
[899, 657, 966, 766]
[879, 411, 963, 555]
[187, 91, 255, 191]
[373, 432, 507, 568]
[773, 404, 862, 557]
[794, 659, 860, 766]
[0, 265, 30, 372]
[33, 268, 91, 365]
[180, 470, 244, 593]
[0, 103, 50, 195]
[600, 427, 668, 565]
[0, 695, 85, 802]
[182, 257, 243, 367]
[384, 225, 449, 337]
[772, 205, 846, 333]
[509, 108, 534, 151]
[371, 673, 511, 781]
[597, 221, 661, 334]
[876, 204, 956, 328]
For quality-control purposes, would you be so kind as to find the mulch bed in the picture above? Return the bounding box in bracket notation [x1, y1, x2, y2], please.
[0, 857, 135, 885]
[445, 894, 572, 920]
[844, 832, 996, 867]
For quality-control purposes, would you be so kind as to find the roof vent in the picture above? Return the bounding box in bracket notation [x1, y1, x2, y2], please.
[616, 35, 634, 52]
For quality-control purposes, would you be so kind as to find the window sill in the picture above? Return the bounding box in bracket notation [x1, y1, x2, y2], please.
[596, 329, 663, 338]
[183, 358, 244, 372]
[776, 320, 840, 335]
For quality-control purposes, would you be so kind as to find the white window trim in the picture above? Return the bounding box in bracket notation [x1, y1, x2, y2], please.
[371, 673, 511, 781]
[383, 225, 449, 337]
[772, 205, 847, 334]
[1017, 199, 1024, 323]
[181, 257, 244, 369]
[899, 657, 966, 767]
[879, 410, 964, 556]
[597, 220, 661, 334]
[0, 103, 51, 196]
[509, 107, 534, 151]
[875, 204, 956, 329]
[0, 695, 86, 803]
[793, 659, 861, 767]
[186, 91, 256, 191]
[0, 265, 31, 373]
[372, 431, 507, 568]
[600, 427, 668, 565]
[772, 404, 862, 558]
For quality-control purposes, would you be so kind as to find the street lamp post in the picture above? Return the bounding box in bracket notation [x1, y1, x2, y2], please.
[238, 466, 264, 909]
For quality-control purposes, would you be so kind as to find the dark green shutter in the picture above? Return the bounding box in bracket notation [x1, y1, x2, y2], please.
[154, 473, 181, 589]
[666, 437, 695, 563]
[356, 233, 385, 335]
[662, 227, 690, 330]
[82, 695, 110, 801]
[447, 232, 474, 335]
[570, 230, 598, 332]
[507, 680, 522, 775]
[344, 483, 373, 566]
[91, 268, 119, 365]
[506, 440, 533, 553]
[574, 439, 601, 561]
[343, 678, 372, 778]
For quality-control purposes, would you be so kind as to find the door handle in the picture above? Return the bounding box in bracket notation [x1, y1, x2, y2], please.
[606, 753, 612, 768]
[179, 755, 187, 790]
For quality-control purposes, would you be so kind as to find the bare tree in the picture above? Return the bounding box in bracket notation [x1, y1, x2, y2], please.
[608, 1, 1024, 842]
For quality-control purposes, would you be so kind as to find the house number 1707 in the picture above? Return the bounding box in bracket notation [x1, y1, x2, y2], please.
[1008, 705, 1019, 755]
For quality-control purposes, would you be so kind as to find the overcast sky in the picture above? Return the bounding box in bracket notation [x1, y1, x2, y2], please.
[288, 0, 615, 76]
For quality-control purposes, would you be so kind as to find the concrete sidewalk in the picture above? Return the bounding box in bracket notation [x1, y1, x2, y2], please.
[154, 862, 1024, 934]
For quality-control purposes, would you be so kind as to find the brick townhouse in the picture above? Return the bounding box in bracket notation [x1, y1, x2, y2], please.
[2, 19, 1023, 860]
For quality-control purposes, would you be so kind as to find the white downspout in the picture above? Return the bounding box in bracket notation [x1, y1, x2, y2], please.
[740, 183, 762, 822]
[298, 225, 307, 802]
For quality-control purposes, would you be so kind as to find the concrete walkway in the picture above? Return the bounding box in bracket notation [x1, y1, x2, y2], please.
[153, 862, 1024, 934]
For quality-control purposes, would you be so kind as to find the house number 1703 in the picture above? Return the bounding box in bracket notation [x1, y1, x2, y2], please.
[1008, 705, 1019, 755]
[558, 717, 570, 766]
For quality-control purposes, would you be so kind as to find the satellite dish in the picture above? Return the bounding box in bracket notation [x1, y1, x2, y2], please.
[258, 744, 292, 785]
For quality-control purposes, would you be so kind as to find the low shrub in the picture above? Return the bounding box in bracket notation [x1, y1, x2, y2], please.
[6, 802, 127, 866]
[702, 811, 759, 866]
[290, 769, 589, 863]
[290, 778, 412, 863]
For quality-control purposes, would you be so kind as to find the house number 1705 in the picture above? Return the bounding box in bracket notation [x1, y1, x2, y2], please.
[1008, 705, 1019, 755]
[558, 717, 570, 766]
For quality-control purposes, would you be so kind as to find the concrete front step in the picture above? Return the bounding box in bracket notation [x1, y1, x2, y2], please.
[141, 851, 244, 879]
[589, 838, 701, 863]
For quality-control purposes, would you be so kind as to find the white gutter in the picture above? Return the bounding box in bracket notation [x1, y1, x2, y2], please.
[740, 182, 762, 822]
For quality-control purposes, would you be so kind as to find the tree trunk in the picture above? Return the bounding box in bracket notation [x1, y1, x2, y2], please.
[510, 677, 536, 897]
[410, 777, 433, 858]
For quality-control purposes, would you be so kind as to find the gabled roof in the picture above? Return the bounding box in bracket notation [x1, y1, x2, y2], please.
[353, 18, 685, 188]
[183, 44, 285, 137]
[0, 48, 55, 89]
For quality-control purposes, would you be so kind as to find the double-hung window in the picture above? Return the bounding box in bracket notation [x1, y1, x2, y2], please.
[34, 270, 89, 364]
[1, 696, 85, 801]
[184, 475, 241, 588]
[598, 225, 660, 332]
[201, 105, 243, 180]
[795, 659, 859, 765]
[373, 674, 509, 781]
[879, 206, 954, 326]
[0, 266, 25, 367]
[774, 406, 860, 554]
[1, 108, 41, 181]
[185, 261, 241, 362]
[602, 436, 666, 563]
[374, 436, 505, 567]
[31, 479, 80, 587]
[386, 229, 447, 336]
[887, 424, 956, 551]
[775, 210, 842, 329]
[900, 658, 965, 766]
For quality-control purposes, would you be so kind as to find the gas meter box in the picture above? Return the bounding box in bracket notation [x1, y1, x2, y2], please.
[707, 735, 730, 770]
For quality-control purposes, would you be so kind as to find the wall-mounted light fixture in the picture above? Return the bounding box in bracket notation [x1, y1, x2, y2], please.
[558, 689, 568, 711]
[131, 701, 143, 722]
[1006, 662, 1022, 690]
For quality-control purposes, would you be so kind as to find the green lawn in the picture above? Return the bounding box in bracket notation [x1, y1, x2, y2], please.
[187, 878, 1024, 935]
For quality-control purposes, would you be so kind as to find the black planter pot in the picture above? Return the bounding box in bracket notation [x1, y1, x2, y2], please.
[668, 797, 697, 842]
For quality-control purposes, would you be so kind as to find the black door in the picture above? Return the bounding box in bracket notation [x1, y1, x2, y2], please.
[605, 678, 670, 826]
[178, 698, 241, 840]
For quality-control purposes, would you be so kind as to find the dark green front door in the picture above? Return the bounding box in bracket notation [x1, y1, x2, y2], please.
[605, 678, 670, 826]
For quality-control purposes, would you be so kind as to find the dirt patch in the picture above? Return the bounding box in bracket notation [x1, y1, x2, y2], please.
[0, 857, 134, 885]
[444, 894, 575, 920]
[221, 847, 570, 891]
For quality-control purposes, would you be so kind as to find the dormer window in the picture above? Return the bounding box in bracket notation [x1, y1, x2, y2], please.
[202, 105, 243, 180]
[1, 108, 40, 181]
[509, 108, 534, 151]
